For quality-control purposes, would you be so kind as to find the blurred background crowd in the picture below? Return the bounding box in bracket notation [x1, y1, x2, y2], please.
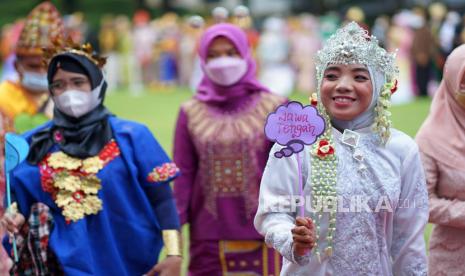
[1, 1, 464, 274]
[1, 0, 465, 103]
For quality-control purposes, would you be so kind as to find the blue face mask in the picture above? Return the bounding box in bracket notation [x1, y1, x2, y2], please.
[21, 71, 48, 93]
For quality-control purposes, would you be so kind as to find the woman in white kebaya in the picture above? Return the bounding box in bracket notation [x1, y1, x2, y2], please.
[254, 22, 428, 275]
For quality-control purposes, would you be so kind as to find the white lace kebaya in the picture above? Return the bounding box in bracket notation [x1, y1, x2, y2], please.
[254, 22, 428, 275]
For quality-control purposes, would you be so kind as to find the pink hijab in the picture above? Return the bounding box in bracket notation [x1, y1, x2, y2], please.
[195, 23, 269, 103]
[416, 44, 465, 170]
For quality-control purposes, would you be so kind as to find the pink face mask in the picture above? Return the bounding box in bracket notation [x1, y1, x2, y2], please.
[204, 56, 247, 86]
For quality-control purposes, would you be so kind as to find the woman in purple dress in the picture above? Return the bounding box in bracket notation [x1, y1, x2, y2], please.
[173, 23, 286, 275]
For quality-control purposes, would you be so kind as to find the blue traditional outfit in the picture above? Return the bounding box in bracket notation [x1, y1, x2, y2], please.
[4, 44, 181, 275]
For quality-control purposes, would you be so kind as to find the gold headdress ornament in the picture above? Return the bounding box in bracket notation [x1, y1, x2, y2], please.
[42, 38, 107, 68]
[16, 1, 65, 56]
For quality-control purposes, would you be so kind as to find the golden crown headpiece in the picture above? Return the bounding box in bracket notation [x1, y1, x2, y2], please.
[43, 38, 107, 68]
[16, 1, 65, 56]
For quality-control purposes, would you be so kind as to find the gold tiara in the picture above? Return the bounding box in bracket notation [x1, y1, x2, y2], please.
[43, 38, 107, 68]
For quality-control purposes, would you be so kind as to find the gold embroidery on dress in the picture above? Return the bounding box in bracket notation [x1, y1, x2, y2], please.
[183, 93, 284, 218]
[40, 140, 120, 222]
[184, 93, 282, 146]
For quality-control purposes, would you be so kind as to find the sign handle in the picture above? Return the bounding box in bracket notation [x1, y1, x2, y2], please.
[296, 152, 304, 217]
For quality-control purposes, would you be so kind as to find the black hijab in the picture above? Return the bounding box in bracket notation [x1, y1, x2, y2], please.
[27, 52, 113, 164]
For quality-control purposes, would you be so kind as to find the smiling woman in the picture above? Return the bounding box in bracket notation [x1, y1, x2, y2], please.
[254, 22, 429, 276]
[320, 64, 373, 122]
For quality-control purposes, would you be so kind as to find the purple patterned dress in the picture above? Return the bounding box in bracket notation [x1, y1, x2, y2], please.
[174, 92, 286, 275]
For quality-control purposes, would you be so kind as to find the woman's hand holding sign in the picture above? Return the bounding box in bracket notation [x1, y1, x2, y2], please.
[292, 217, 316, 256]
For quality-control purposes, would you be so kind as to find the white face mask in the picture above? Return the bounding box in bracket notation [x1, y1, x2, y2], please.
[204, 56, 247, 86]
[53, 81, 103, 118]
[21, 71, 48, 93]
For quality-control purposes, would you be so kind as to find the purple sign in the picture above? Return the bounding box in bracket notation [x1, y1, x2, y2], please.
[265, 101, 325, 158]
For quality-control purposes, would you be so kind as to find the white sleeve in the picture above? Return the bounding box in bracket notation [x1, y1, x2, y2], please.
[254, 143, 311, 265]
[391, 145, 429, 276]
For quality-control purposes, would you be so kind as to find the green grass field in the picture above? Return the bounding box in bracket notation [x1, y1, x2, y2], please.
[105, 87, 433, 272]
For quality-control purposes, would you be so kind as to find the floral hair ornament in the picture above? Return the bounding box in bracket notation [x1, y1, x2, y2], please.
[310, 93, 318, 107]
[307, 22, 399, 262]
[264, 102, 326, 215]
[389, 79, 398, 94]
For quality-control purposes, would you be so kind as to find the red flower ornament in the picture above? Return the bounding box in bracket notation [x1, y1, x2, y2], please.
[314, 140, 335, 159]
[310, 93, 318, 107]
[147, 162, 180, 183]
[390, 79, 398, 94]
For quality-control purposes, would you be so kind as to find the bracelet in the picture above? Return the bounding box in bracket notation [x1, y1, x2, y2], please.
[162, 230, 182, 257]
